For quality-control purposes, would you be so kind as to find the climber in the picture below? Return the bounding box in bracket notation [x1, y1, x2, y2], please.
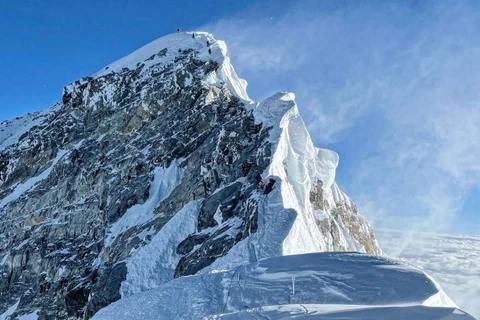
[242, 160, 251, 177]
[255, 172, 263, 189]
[213, 62, 219, 72]
[264, 178, 276, 195]
[207, 40, 210, 47]
[208, 48, 212, 55]
[177, 28, 181, 33]
[192, 33, 195, 39]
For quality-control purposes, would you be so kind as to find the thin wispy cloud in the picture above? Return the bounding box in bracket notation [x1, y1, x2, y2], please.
[204, 0, 480, 235]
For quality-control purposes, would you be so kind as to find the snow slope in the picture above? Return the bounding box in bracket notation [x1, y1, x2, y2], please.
[93, 252, 474, 320]
[377, 229, 480, 319]
[0, 31, 387, 318]
[0, 301, 38, 320]
[257, 93, 343, 254]
[121, 200, 201, 298]
[0, 301, 19, 320]
[254, 92, 378, 255]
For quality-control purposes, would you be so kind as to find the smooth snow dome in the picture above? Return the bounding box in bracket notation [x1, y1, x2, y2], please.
[92, 252, 467, 320]
[378, 229, 480, 319]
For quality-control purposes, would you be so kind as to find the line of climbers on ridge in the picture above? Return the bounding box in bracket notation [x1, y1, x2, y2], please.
[177, 29, 219, 73]
[242, 160, 275, 195]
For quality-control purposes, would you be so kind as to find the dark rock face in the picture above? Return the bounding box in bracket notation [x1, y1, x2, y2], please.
[0, 46, 272, 319]
[84, 263, 127, 319]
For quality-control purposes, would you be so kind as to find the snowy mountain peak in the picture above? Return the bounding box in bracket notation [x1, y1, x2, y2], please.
[62, 32, 250, 121]
[0, 31, 465, 320]
[91, 31, 249, 102]
[93, 32, 217, 76]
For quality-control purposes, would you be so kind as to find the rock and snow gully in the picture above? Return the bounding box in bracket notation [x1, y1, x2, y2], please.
[0, 32, 474, 319]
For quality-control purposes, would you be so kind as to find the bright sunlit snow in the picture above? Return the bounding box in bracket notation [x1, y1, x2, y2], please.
[209, 304, 474, 319]
[1, 29, 476, 320]
[199, 91, 376, 274]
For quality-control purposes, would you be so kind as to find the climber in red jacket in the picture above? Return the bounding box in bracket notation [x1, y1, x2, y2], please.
[264, 178, 276, 194]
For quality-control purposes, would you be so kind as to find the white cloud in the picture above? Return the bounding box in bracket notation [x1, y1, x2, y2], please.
[378, 229, 480, 318]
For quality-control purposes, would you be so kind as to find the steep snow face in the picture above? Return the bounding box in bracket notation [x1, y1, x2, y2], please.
[0, 31, 270, 319]
[255, 93, 329, 254]
[92, 253, 475, 320]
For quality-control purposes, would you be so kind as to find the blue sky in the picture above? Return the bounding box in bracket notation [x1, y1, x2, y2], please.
[1, 0, 479, 234]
